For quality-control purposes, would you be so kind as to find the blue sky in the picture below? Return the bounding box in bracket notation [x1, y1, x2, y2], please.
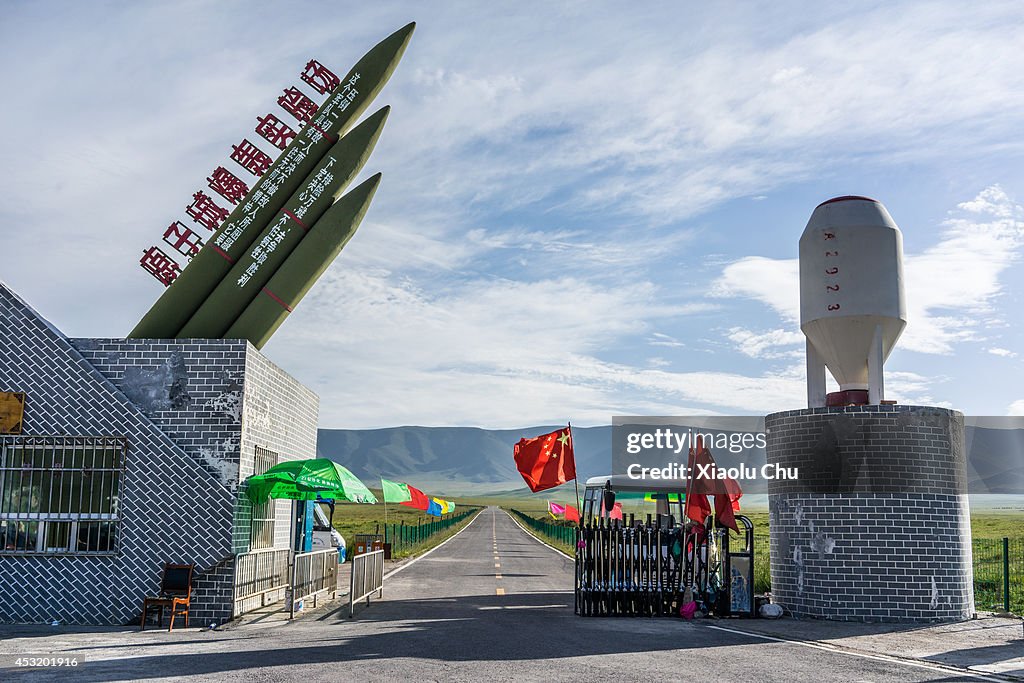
[1, 1, 1023, 428]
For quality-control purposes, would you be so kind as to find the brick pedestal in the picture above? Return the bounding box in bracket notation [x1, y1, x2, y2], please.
[766, 405, 974, 622]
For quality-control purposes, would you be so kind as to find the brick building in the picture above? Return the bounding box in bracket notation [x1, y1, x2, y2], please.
[0, 282, 318, 625]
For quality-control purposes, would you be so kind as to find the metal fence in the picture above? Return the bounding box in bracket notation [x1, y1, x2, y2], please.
[349, 548, 384, 617]
[974, 537, 1023, 614]
[509, 509, 576, 548]
[383, 508, 479, 555]
[233, 547, 291, 617]
[290, 547, 338, 618]
[572, 516, 756, 618]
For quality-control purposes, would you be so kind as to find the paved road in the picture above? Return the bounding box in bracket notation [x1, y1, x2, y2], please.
[1, 508, 1002, 682]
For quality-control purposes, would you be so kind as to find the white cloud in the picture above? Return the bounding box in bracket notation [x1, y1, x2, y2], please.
[901, 186, 1024, 353]
[988, 347, 1018, 358]
[265, 258, 806, 427]
[712, 258, 800, 322]
[1009, 400, 1024, 416]
[726, 327, 804, 359]
[647, 332, 685, 348]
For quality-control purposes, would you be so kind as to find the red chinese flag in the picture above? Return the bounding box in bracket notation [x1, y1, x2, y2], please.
[688, 437, 741, 532]
[685, 442, 713, 525]
[400, 485, 431, 511]
[513, 427, 576, 493]
[565, 505, 580, 523]
[685, 488, 713, 526]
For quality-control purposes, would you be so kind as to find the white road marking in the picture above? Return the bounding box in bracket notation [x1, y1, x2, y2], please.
[503, 508, 574, 560]
[383, 509, 483, 581]
[479, 604, 568, 610]
[701, 623, 1009, 682]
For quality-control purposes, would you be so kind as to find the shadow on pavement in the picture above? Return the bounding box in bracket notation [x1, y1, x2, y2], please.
[6, 591, 745, 681]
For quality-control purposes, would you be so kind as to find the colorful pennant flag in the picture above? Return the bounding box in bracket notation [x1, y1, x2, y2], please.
[381, 478, 413, 504]
[513, 426, 576, 493]
[548, 501, 566, 516]
[426, 499, 443, 517]
[565, 505, 580, 523]
[432, 497, 455, 514]
[400, 484, 431, 511]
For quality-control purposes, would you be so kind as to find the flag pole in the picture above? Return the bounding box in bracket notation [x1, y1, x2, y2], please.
[684, 428, 695, 526]
[569, 421, 581, 526]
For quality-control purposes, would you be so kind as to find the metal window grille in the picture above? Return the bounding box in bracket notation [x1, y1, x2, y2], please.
[0, 435, 127, 554]
[250, 446, 279, 550]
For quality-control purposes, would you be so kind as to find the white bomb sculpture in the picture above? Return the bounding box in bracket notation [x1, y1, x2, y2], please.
[799, 196, 907, 408]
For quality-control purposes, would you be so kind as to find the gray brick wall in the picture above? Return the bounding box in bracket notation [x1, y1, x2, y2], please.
[72, 338, 248, 488]
[0, 282, 319, 625]
[766, 405, 974, 622]
[238, 350, 319, 551]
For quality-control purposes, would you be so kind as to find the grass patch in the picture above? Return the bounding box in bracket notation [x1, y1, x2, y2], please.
[388, 509, 483, 560]
[505, 509, 575, 556]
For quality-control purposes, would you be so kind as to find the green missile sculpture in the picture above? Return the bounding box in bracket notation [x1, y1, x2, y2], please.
[129, 22, 415, 339]
[224, 173, 381, 349]
[176, 106, 390, 339]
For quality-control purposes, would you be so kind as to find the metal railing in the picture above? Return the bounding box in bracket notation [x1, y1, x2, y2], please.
[290, 547, 338, 618]
[383, 508, 479, 555]
[233, 547, 290, 617]
[974, 537, 1023, 614]
[349, 548, 384, 617]
[509, 509, 577, 548]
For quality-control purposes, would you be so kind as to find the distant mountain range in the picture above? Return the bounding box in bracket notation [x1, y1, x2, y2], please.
[317, 425, 611, 496]
[316, 423, 1024, 507]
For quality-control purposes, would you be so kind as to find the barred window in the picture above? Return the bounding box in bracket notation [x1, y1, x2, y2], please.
[0, 436, 126, 554]
[250, 446, 278, 550]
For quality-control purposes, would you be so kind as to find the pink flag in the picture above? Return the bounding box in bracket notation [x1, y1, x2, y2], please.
[548, 501, 566, 516]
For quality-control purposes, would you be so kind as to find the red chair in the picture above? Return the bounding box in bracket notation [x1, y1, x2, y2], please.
[140, 563, 194, 631]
